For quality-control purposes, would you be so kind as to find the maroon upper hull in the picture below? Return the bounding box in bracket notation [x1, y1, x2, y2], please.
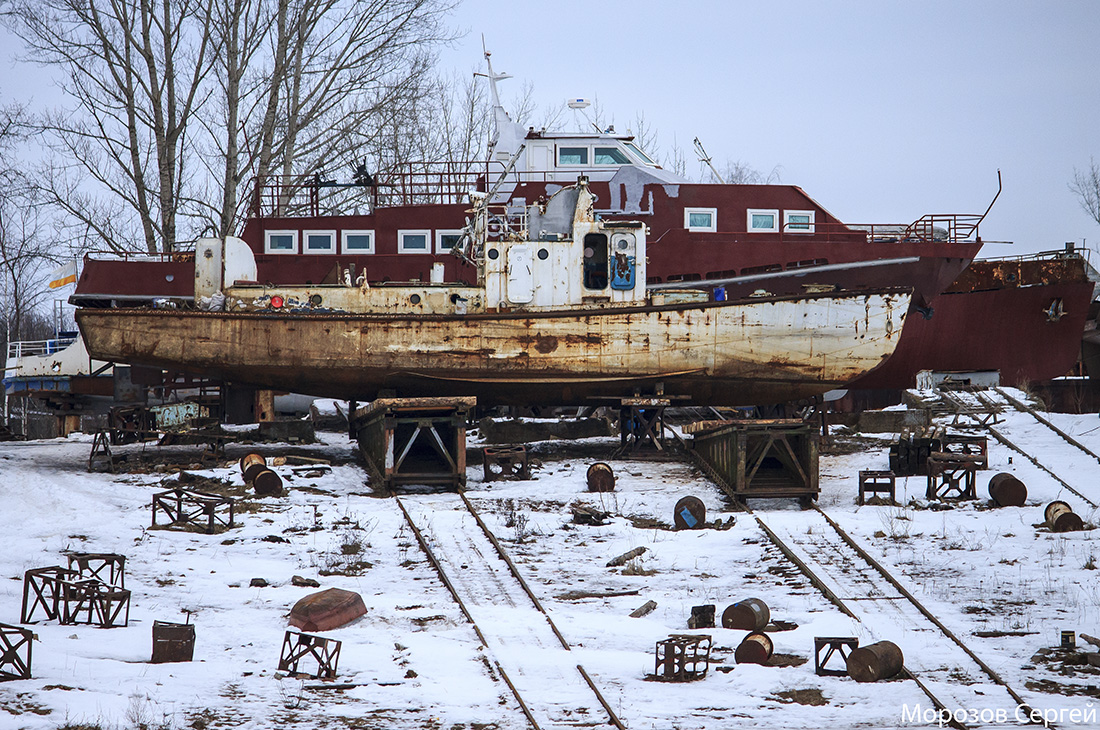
[850, 257, 1094, 390]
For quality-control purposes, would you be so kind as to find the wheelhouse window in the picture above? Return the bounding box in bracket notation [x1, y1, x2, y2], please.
[624, 142, 657, 166]
[558, 147, 589, 166]
[341, 230, 374, 254]
[264, 230, 298, 254]
[435, 229, 464, 254]
[583, 233, 608, 290]
[784, 210, 816, 234]
[398, 229, 430, 253]
[303, 230, 335, 253]
[747, 209, 779, 233]
[684, 207, 718, 233]
[594, 147, 629, 164]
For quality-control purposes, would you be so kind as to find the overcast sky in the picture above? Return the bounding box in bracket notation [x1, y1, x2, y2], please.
[2, 1, 1096, 260]
[439, 0, 1100, 258]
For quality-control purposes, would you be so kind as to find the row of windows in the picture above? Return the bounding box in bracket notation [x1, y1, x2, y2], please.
[683, 208, 816, 234]
[555, 142, 656, 167]
[264, 229, 464, 255]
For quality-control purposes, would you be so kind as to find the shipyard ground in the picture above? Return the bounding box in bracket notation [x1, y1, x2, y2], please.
[0, 392, 1098, 729]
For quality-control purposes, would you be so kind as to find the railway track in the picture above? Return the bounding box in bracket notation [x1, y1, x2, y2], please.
[755, 505, 1050, 729]
[396, 492, 625, 730]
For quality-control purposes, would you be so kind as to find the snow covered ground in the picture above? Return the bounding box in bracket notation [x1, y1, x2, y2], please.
[1, 395, 1098, 729]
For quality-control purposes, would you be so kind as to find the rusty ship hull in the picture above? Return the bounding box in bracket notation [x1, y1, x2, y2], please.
[76, 290, 909, 407]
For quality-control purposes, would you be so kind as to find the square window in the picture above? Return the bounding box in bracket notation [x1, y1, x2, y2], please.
[747, 209, 779, 233]
[784, 210, 816, 234]
[341, 230, 375, 254]
[304, 230, 335, 253]
[558, 147, 589, 165]
[264, 230, 298, 254]
[436, 229, 464, 254]
[684, 207, 718, 233]
[398, 229, 431, 253]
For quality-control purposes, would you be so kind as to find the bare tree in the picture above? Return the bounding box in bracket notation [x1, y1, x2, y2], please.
[206, 0, 457, 224]
[8, 0, 217, 253]
[0, 101, 56, 346]
[720, 159, 782, 185]
[1070, 158, 1100, 228]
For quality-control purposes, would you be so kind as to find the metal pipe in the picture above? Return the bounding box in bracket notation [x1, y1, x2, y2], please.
[647, 256, 921, 291]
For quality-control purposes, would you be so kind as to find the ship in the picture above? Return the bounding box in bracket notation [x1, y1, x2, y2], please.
[76, 179, 910, 406]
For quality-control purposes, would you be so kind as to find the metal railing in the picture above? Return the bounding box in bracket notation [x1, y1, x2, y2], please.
[7, 335, 79, 360]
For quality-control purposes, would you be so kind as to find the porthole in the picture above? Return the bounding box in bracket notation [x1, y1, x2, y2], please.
[410, 293, 422, 305]
[537, 248, 549, 260]
[309, 294, 322, 307]
[165, 274, 174, 282]
[487, 248, 500, 260]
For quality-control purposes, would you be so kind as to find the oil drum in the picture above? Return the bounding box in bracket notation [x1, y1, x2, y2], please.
[987, 473, 1027, 507]
[846, 640, 904, 682]
[252, 468, 284, 496]
[734, 632, 773, 665]
[673, 496, 706, 530]
[722, 598, 770, 631]
[1045, 501, 1083, 532]
[586, 463, 615, 492]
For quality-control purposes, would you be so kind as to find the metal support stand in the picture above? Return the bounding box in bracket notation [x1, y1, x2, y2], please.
[653, 634, 711, 682]
[21, 567, 130, 627]
[926, 455, 981, 501]
[67, 553, 126, 589]
[482, 445, 530, 481]
[278, 631, 342, 679]
[0, 623, 33, 681]
[858, 470, 896, 506]
[815, 636, 859, 676]
[152, 488, 235, 534]
[619, 398, 670, 453]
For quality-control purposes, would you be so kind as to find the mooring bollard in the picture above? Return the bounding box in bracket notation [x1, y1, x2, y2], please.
[846, 640, 904, 682]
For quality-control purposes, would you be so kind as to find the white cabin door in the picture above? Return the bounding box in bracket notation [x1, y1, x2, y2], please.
[507, 244, 534, 303]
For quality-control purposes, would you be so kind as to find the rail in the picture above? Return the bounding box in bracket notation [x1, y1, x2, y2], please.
[7, 335, 79, 360]
[81, 248, 196, 264]
[396, 493, 626, 730]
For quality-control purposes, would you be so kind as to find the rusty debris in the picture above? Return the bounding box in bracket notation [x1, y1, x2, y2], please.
[151, 487, 236, 534]
[858, 470, 896, 506]
[482, 445, 531, 482]
[21, 566, 130, 628]
[688, 605, 715, 629]
[289, 588, 367, 632]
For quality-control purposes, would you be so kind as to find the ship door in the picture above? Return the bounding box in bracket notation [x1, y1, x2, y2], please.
[506, 244, 534, 303]
[583, 233, 608, 290]
[610, 232, 636, 290]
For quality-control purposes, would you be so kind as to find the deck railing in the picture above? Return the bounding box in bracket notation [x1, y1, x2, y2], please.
[7, 335, 79, 360]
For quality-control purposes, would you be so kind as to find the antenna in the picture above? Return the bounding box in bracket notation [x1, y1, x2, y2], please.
[476, 35, 513, 113]
[693, 137, 726, 184]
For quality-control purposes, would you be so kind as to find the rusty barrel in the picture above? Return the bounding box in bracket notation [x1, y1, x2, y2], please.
[988, 473, 1027, 507]
[722, 598, 770, 631]
[1045, 501, 1083, 532]
[241, 453, 267, 483]
[252, 468, 284, 496]
[734, 631, 774, 665]
[846, 640, 903, 682]
[586, 462, 615, 492]
[673, 496, 706, 530]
